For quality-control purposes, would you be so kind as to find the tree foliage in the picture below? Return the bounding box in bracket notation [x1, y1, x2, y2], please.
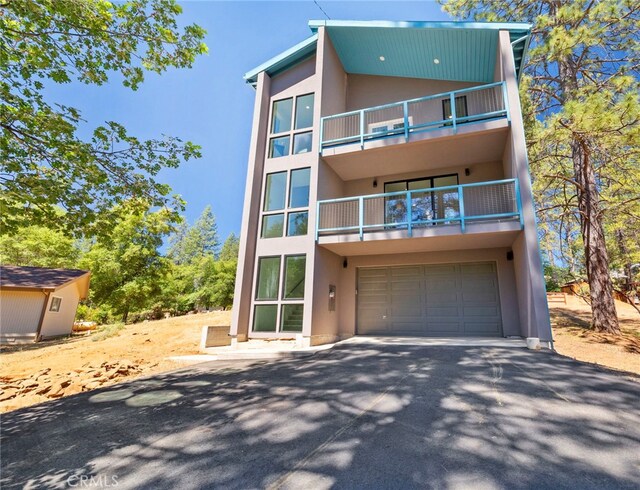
[79, 200, 177, 322]
[167, 205, 219, 264]
[0, 0, 207, 236]
[0, 223, 78, 268]
[441, 0, 640, 333]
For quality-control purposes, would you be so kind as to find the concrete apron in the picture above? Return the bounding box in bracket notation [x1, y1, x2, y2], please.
[342, 336, 528, 348]
[168, 336, 530, 365]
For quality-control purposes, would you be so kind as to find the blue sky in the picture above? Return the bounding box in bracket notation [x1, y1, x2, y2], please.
[46, 1, 451, 241]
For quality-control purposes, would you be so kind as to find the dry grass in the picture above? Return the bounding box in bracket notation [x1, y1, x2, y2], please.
[0, 311, 232, 412]
[550, 295, 640, 376]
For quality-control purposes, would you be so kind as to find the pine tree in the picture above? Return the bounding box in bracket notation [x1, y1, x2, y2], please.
[441, 0, 640, 334]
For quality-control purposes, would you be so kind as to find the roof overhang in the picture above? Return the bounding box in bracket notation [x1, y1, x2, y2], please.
[244, 34, 318, 88]
[0, 271, 91, 299]
[244, 20, 531, 87]
[309, 20, 531, 84]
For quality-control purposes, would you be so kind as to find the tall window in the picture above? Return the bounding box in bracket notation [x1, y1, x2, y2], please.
[253, 254, 306, 333]
[268, 94, 314, 158]
[261, 168, 310, 238]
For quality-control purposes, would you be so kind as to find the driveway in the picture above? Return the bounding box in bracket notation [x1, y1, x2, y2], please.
[2, 342, 639, 489]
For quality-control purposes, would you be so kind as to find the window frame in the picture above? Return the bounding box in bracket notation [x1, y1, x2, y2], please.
[49, 296, 62, 313]
[384, 173, 459, 225]
[267, 93, 315, 159]
[255, 256, 282, 301]
[260, 167, 311, 239]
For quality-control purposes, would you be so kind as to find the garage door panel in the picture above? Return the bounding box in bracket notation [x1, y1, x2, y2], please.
[464, 322, 501, 334]
[426, 306, 459, 317]
[463, 306, 500, 317]
[357, 262, 502, 337]
[462, 291, 499, 303]
[424, 264, 458, 275]
[426, 322, 462, 333]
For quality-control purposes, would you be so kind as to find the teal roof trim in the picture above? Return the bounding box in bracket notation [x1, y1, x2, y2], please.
[308, 20, 532, 32]
[244, 34, 318, 87]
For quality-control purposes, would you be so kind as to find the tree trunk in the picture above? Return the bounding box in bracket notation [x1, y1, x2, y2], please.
[571, 138, 620, 334]
[558, 53, 620, 335]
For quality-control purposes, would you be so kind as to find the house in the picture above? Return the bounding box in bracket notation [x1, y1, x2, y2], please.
[230, 20, 552, 347]
[0, 265, 91, 343]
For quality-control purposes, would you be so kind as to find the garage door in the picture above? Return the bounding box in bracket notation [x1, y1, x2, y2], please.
[357, 262, 502, 336]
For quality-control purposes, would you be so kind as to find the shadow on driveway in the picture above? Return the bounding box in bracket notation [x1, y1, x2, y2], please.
[1, 344, 639, 489]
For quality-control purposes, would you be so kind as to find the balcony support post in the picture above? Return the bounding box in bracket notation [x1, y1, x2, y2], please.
[515, 179, 524, 229]
[406, 191, 412, 237]
[403, 101, 409, 141]
[458, 185, 466, 233]
[502, 81, 511, 124]
[318, 119, 324, 154]
[358, 196, 364, 240]
[359, 109, 365, 149]
[450, 92, 457, 134]
[315, 200, 321, 241]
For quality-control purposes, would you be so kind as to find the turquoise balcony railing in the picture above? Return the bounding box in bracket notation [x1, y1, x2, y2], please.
[316, 179, 523, 241]
[320, 82, 509, 150]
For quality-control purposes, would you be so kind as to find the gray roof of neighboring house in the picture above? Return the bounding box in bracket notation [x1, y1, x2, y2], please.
[0, 265, 90, 292]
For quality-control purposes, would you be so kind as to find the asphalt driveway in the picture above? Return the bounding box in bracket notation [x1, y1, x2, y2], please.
[2, 342, 639, 489]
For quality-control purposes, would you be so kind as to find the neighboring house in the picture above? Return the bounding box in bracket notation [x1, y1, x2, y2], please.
[0, 265, 90, 343]
[231, 20, 552, 347]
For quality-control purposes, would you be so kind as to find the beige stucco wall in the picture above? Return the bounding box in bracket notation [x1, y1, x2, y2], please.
[0, 290, 45, 340]
[498, 30, 552, 341]
[40, 282, 81, 338]
[334, 248, 520, 338]
[345, 74, 479, 112]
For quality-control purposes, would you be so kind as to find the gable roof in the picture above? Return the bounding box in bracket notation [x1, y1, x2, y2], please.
[0, 265, 90, 295]
[244, 20, 531, 87]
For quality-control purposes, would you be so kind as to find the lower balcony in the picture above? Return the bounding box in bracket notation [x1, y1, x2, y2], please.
[316, 179, 523, 256]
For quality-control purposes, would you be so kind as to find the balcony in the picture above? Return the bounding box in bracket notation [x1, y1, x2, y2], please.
[319, 83, 511, 180]
[316, 179, 523, 255]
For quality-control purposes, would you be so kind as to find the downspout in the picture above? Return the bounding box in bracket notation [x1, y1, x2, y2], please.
[34, 290, 51, 342]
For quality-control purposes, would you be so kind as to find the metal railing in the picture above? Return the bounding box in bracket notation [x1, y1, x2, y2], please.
[316, 179, 522, 240]
[320, 82, 509, 150]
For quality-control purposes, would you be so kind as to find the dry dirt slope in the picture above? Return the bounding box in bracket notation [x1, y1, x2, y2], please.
[0, 311, 232, 413]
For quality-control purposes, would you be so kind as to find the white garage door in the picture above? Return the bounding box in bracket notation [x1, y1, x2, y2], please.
[357, 262, 502, 336]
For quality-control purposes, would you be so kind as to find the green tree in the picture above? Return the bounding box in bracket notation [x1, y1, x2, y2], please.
[0, 224, 78, 268]
[441, 0, 640, 334]
[219, 232, 240, 262]
[79, 200, 176, 322]
[168, 205, 219, 264]
[0, 0, 207, 236]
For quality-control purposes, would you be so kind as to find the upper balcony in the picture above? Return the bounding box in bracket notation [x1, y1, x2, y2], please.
[316, 178, 523, 256]
[319, 82, 511, 180]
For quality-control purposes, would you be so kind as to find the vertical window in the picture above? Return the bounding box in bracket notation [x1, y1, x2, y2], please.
[271, 98, 293, 133]
[294, 93, 314, 129]
[281, 304, 304, 332]
[268, 94, 314, 158]
[287, 212, 308, 236]
[283, 255, 306, 299]
[261, 214, 284, 238]
[269, 136, 290, 158]
[289, 168, 310, 208]
[253, 305, 278, 332]
[293, 132, 313, 154]
[264, 172, 287, 211]
[256, 257, 281, 300]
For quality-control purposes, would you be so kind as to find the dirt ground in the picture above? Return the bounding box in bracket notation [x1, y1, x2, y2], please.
[550, 295, 640, 376]
[2, 298, 638, 413]
[0, 311, 231, 413]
